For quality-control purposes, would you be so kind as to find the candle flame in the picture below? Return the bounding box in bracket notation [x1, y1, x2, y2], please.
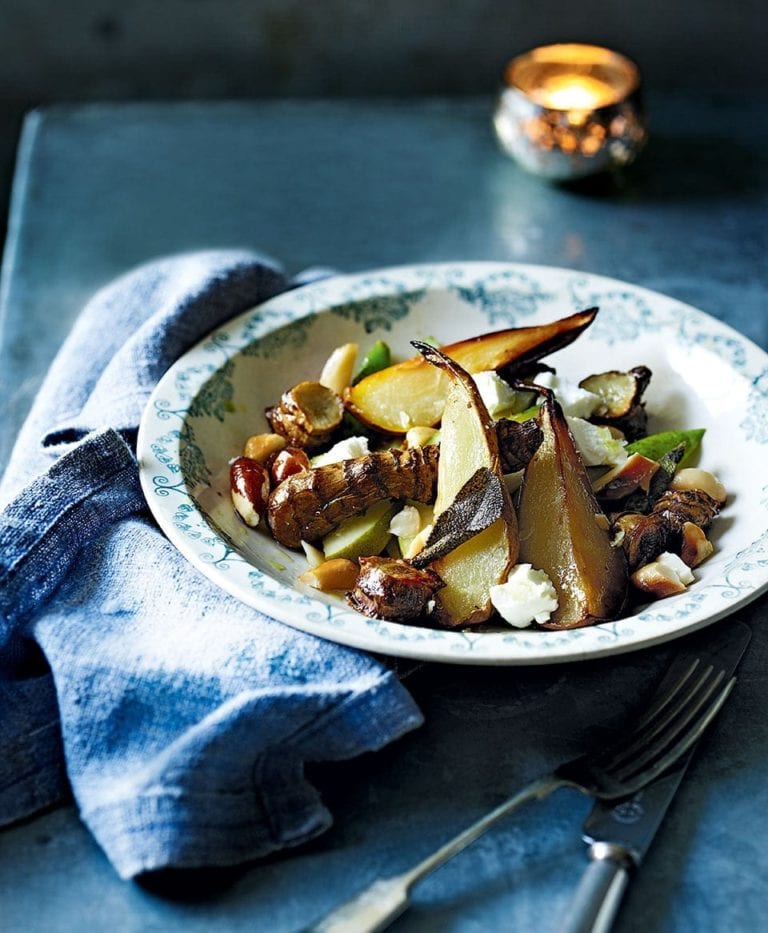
[539, 75, 615, 111]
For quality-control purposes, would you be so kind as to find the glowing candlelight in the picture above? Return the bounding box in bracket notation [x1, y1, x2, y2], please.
[493, 44, 647, 181]
[537, 75, 616, 111]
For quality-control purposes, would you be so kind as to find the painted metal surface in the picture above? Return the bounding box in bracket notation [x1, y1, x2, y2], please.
[0, 96, 767, 931]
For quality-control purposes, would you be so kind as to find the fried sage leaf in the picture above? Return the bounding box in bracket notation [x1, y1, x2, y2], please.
[410, 467, 504, 569]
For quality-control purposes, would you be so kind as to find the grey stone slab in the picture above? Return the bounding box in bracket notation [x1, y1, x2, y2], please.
[1, 604, 767, 932]
[2, 94, 766, 471]
[1, 97, 767, 932]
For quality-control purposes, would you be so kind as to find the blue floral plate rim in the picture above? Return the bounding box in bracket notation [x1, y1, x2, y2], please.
[137, 261, 768, 665]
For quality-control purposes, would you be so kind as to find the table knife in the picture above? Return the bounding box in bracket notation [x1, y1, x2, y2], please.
[560, 619, 751, 933]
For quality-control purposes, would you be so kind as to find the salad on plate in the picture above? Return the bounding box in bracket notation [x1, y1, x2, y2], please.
[228, 307, 726, 632]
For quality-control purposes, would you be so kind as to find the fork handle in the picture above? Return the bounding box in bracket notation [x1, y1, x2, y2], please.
[305, 775, 557, 933]
[307, 876, 412, 933]
[559, 849, 631, 933]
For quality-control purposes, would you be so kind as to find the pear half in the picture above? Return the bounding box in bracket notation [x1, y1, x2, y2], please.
[345, 309, 597, 433]
[518, 395, 627, 628]
[416, 343, 519, 627]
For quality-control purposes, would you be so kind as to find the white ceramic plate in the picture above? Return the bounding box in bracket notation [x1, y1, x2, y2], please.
[137, 262, 768, 664]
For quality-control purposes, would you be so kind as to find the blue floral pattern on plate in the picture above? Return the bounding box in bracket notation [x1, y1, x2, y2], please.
[137, 262, 768, 664]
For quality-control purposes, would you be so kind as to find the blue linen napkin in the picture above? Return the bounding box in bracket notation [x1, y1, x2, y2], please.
[0, 251, 423, 879]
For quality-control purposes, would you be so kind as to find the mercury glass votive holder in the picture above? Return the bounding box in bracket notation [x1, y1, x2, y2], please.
[494, 43, 647, 181]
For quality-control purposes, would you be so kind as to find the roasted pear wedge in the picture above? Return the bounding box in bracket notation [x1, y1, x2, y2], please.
[345, 309, 598, 433]
[414, 342, 518, 628]
[518, 392, 627, 628]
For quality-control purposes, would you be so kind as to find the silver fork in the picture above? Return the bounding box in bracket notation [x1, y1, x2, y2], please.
[306, 652, 737, 933]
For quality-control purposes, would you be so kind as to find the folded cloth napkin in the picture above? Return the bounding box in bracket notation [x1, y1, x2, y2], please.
[0, 251, 423, 879]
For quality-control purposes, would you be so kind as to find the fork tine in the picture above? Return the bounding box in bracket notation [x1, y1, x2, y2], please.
[613, 675, 736, 785]
[615, 677, 736, 788]
[630, 658, 700, 730]
[589, 657, 712, 773]
[603, 663, 724, 773]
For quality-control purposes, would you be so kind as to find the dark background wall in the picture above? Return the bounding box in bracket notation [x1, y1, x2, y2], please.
[0, 1, 764, 229]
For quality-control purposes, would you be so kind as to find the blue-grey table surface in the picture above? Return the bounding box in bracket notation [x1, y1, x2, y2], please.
[0, 95, 766, 932]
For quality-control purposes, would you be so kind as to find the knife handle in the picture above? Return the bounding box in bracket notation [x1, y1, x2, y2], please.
[559, 845, 632, 933]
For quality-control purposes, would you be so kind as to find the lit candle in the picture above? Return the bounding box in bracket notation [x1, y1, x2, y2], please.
[537, 76, 614, 111]
[494, 44, 647, 181]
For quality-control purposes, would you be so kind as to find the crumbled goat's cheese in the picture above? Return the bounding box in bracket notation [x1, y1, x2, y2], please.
[490, 564, 559, 628]
[473, 371, 533, 417]
[311, 435, 370, 467]
[534, 372, 602, 419]
[389, 505, 422, 538]
[566, 417, 628, 467]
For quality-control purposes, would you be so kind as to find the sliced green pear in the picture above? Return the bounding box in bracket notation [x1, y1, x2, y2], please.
[322, 500, 395, 561]
[344, 309, 597, 434]
[626, 428, 705, 469]
[415, 343, 518, 628]
[518, 394, 627, 628]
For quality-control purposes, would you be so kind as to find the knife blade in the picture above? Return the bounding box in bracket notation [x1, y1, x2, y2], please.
[559, 619, 752, 933]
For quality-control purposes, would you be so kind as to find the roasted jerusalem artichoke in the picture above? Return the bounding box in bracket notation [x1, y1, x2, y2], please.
[266, 380, 344, 450]
[580, 366, 652, 441]
[616, 487, 721, 571]
[266, 417, 542, 551]
[267, 445, 440, 548]
[348, 556, 444, 622]
[495, 417, 544, 473]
